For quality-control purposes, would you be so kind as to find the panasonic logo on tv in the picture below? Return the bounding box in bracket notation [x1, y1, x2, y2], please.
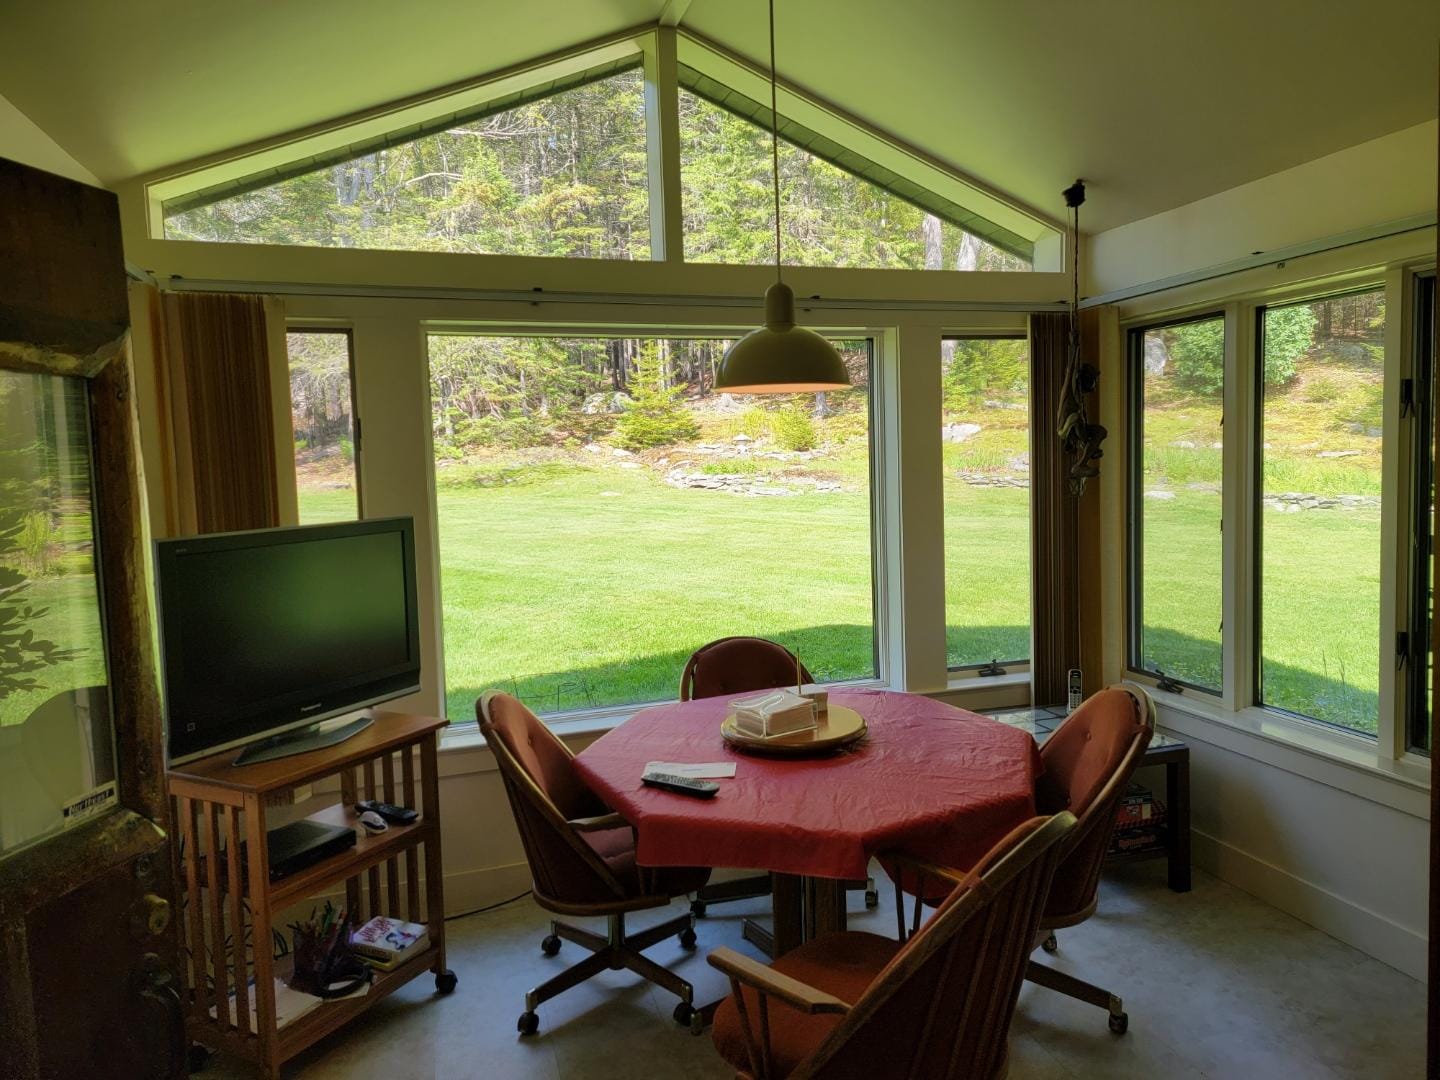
[300, 702, 324, 713]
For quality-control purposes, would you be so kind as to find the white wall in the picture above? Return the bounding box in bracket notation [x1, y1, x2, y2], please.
[1142, 705, 1428, 982]
[1087, 120, 1437, 297]
[0, 93, 100, 187]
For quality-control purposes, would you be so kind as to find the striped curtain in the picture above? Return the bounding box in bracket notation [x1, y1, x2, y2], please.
[1029, 311, 1081, 706]
[154, 291, 280, 536]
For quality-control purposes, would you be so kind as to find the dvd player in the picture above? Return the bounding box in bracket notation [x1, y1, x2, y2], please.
[262, 819, 357, 881]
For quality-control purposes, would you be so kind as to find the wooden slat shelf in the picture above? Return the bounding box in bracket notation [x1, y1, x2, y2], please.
[168, 710, 455, 1080]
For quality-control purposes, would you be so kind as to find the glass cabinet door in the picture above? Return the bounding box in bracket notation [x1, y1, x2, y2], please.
[0, 371, 115, 854]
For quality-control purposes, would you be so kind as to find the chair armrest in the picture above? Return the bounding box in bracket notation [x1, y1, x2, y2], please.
[707, 947, 850, 1015]
[566, 812, 631, 833]
[879, 850, 972, 887]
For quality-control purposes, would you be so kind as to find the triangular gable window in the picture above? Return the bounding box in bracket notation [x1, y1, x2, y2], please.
[678, 66, 1031, 271]
[163, 58, 651, 260]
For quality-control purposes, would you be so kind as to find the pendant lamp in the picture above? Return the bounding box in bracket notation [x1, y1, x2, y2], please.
[713, 0, 850, 395]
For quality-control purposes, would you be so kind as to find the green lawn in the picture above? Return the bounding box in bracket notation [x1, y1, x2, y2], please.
[1137, 491, 1380, 732]
[301, 460, 1037, 722]
[0, 571, 108, 727]
[292, 372, 1384, 735]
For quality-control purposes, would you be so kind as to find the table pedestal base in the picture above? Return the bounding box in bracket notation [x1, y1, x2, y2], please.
[744, 874, 849, 957]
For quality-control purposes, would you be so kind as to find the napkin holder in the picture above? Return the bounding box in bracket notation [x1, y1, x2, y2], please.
[730, 690, 818, 739]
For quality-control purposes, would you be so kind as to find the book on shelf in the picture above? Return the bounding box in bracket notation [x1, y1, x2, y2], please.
[350, 915, 429, 969]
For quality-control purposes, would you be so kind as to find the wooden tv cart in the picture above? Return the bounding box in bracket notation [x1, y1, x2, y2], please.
[166, 710, 454, 1080]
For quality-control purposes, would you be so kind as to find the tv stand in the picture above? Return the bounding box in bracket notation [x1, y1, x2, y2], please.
[166, 710, 453, 1080]
[234, 714, 374, 765]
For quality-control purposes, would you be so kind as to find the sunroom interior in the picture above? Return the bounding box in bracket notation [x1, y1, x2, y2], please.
[0, 1, 1438, 1077]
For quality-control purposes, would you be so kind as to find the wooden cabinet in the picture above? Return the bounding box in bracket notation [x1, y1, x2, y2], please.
[167, 711, 454, 1080]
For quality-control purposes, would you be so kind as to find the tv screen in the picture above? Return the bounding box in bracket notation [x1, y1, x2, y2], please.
[157, 518, 421, 763]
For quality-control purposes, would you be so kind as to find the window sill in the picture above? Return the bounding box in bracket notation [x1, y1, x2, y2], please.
[1126, 673, 1430, 817]
[437, 677, 890, 772]
[945, 670, 1029, 693]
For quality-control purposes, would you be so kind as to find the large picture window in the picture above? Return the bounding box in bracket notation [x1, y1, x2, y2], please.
[1129, 314, 1225, 692]
[427, 333, 875, 722]
[1257, 289, 1386, 734]
[941, 337, 1030, 669]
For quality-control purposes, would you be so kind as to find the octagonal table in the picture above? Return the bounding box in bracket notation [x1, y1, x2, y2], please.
[573, 688, 1041, 956]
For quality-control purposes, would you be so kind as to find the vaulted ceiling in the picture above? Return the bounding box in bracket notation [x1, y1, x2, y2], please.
[2, 0, 1436, 233]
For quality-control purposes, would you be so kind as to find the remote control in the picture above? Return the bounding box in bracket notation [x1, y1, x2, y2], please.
[355, 799, 419, 825]
[641, 772, 720, 799]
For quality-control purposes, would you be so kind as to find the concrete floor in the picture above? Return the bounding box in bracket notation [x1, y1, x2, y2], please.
[203, 861, 1425, 1079]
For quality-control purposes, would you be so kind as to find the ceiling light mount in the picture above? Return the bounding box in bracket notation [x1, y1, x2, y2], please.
[713, 0, 850, 396]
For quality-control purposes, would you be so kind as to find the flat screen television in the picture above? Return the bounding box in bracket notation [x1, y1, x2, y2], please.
[157, 517, 421, 765]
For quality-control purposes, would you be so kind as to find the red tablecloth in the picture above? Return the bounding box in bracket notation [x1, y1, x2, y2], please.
[572, 689, 1040, 881]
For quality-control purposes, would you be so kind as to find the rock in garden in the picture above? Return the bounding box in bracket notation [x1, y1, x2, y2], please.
[1145, 490, 1176, 500]
[1143, 335, 1169, 376]
[1315, 450, 1361, 458]
[942, 423, 982, 443]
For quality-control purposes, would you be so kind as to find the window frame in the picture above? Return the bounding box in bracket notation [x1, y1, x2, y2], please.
[284, 324, 363, 524]
[1125, 310, 1228, 697]
[1119, 249, 1437, 776]
[1251, 286, 1388, 739]
[137, 28, 1063, 269]
[1404, 272, 1437, 754]
[938, 332, 1032, 675]
[420, 324, 887, 727]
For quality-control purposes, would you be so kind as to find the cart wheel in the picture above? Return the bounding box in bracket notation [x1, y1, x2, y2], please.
[541, 933, 562, 956]
[690, 899, 707, 918]
[518, 1010, 540, 1036]
[435, 969, 458, 994]
[1108, 1011, 1129, 1035]
[673, 1002, 699, 1032]
[678, 926, 698, 951]
[187, 1044, 211, 1073]
[1041, 933, 1059, 954]
[864, 889, 879, 910]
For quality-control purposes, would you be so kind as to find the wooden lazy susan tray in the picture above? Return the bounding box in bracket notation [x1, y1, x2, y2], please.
[720, 705, 867, 757]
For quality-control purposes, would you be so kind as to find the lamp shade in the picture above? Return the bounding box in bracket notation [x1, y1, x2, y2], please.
[714, 282, 851, 394]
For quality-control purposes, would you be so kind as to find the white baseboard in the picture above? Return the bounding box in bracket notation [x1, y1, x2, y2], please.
[1192, 829, 1426, 982]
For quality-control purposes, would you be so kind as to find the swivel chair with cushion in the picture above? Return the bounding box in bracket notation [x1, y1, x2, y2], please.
[706, 811, 1077, 1080]
[1025, 683, 1155, 1034]
[479, 690, 713, 1035]
[679, 638, 877, 919]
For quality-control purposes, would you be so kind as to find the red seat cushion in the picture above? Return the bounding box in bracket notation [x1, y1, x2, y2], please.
[712, 932, 900, 1078]
[581, 827, 709, 897]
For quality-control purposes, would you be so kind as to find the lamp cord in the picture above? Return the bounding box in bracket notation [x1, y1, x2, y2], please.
[769, 0, 782, 285]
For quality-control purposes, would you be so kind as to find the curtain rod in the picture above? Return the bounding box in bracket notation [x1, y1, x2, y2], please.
[1080, 213, 1436, 309]
[159, 276, 1068, 314]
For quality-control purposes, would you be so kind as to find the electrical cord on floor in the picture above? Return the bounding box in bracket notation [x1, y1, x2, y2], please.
[444, 889, 533, 922]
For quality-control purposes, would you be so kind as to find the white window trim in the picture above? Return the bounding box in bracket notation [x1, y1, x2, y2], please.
[1114, 233, 1437, 785]
[128, 25, 1063, 269]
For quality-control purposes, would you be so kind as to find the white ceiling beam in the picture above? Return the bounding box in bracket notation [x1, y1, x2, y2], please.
[658, 0, 693, 27]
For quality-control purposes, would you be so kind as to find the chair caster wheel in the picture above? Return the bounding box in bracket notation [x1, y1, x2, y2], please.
[864, 889, 879, 910]
[1041, 933, 1058, 954]
[1109, 1011, 1129, 1035]
[690, 899, 707, 917]
[679, 926, 698, 950]
[187, 1044, 211, 1073]
[518, 1010, 540, 1035]
[435, 969, 458, 994]
[541, 933, 562, 956]
[673, 1002, 703, 1034]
